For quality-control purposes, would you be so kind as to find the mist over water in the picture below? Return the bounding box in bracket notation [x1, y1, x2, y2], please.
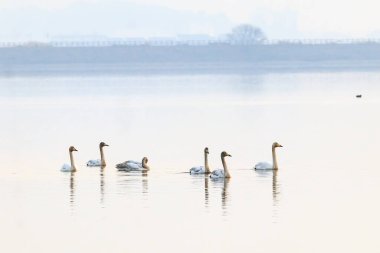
[1, 68, 380, 252]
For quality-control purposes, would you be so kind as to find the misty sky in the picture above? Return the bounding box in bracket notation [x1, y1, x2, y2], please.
[0, 0, 380, 40]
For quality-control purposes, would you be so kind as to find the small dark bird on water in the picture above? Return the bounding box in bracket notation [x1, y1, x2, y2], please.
[356, 95, 362, 98]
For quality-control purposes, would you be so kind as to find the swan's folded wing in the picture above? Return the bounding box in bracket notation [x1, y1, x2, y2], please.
[116, 160, 141, 169]
[126, 162, 143, 170]
[254, 162, 272, 170]
[126, 160, 139, 164]
[61, 163, 72, 172]
[87, 159, 101, 166]
[210, 169, 223, 179]
[190, 166, 205, 174]
[116, 161, 128, 169]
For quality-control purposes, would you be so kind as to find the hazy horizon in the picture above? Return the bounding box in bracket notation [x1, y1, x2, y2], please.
[1, 0, 380, 41]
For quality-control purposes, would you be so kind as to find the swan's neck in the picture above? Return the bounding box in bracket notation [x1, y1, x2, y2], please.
[272, 147, 279, 170]
[100, 146, 106, 166]
[69, 151, 76, 171]
[142, 159, 150, 170]
[204, 152, 210, 173]
[222, 156, 231, 178]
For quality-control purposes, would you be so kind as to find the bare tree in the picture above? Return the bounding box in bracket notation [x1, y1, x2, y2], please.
[228, 24, 267, 45]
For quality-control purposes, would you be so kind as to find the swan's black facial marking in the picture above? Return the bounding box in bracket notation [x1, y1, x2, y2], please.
[221, 151, 231, 157]
[205, 147, 209, 154]
[69, 146, 78, 152]
[100, 142, 109, 147]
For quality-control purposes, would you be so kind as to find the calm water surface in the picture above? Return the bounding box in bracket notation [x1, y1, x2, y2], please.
[1, 70, 380, 252]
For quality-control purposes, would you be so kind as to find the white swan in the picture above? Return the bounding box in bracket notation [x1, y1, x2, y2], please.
[254, 142, 283, 170]
[210, 151, 232, 179]
[190, 147, 211, 174]
[116, 157, 150, 171]
[61, 146, 78, 172]
[86, 142, 109, 167]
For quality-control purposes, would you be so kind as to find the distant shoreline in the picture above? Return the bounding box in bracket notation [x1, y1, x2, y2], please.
[1, 44, 380, 76]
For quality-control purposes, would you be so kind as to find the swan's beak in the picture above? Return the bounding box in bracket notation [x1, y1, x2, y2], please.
[278, 145, 283, 147]
[74, 148, 78, 151]
[227, 154, 232, 157]
[104, 144, 109, 147]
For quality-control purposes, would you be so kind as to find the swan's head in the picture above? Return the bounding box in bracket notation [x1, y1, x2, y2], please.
[204, 147, 209, 154]
[99, 142, 109, 148]
[272, 142, 283, 148]
[221, 151, 232, 158]
[142, 157, 148, 164]
[69, 146, 78, 152]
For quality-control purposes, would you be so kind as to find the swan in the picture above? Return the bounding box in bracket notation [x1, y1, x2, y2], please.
[86, 142, 109, 167]
[190, 147, 211, 174]
[116, 157, 150, 171]
[61, 146, 78, 172]
[210, 151, 232, 179]
[254, 142, 283, 170]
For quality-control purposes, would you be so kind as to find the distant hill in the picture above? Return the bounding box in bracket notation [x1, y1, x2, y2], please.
[1, 44, 380, 75]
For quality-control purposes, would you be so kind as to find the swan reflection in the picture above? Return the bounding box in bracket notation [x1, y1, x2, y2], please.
[117, 170, 149, 196]
[142, 170, 149, 196]
[100, 166, 105, 204]
[204, 176, 209, 207]
[254, 169, 280, 205]
[255, 169, 280, 222]
[69, 172, 75, 209]
[222, 178, 230, 213]
[210, 178, 231, 215]
[272, 170, 279, 205]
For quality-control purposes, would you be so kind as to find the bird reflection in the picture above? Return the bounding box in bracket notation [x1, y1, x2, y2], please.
[222, 178, 230, 214]
[142, 170, 149, 196]
[272, 170, 280, 205]
[100, 166, 105, 204]
[255, 170, 281, 222]
[204, 176, 209, 207]
[272, 170, 280, 223]
[69, 172, 75, 209]
[117, 170, 149, 197]
[211, 178, 231, 215]
[255, 170, 280, 205]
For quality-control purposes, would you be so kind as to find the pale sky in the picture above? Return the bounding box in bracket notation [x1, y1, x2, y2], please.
[0, 0, 380, 40]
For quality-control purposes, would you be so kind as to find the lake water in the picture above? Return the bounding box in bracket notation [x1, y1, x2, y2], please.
[1, 69, 380, 252]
